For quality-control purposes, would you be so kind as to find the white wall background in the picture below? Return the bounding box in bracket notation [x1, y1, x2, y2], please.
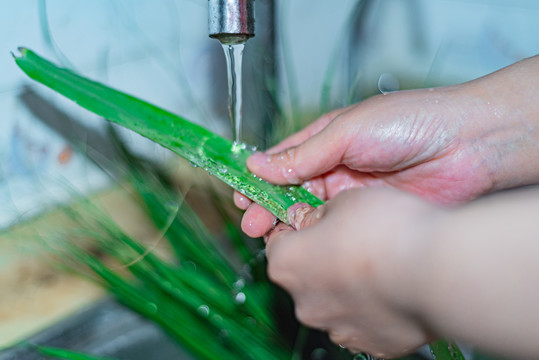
[0, 0, 538, 228]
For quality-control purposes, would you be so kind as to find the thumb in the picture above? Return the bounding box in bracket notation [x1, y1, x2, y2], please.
[247, 120, 353, 185]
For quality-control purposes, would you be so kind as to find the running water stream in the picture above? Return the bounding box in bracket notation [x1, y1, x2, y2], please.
[222, 43, 245, 147]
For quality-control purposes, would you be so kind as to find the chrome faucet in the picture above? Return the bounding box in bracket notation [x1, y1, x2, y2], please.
[208, 0, 255, 44]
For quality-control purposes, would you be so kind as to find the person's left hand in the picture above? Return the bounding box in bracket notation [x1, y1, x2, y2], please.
[265, 187, 438, 358]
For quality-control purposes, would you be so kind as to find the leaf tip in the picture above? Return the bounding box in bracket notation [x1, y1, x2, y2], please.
[11, 47, 28, 60]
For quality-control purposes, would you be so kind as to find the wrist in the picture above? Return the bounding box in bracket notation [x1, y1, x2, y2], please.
[458, 56, 539, 192]
[371, 195, 447, 322]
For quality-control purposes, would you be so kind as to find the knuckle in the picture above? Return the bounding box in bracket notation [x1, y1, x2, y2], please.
[294, 304, 321, 328]
[282, 148, 302, 183]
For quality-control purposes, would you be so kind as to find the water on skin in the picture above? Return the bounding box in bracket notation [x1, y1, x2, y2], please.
[222, 43, 245, 146]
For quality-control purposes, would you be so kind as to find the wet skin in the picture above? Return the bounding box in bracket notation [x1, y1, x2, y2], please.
[234, 55, 539, 358]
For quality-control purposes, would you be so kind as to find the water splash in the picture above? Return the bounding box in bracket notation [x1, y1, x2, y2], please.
[222, 43, 245, 145]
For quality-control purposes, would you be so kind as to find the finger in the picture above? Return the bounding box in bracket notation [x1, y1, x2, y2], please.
[233, 190, 252, 210]
[264, 222, 298, 288]
[241, 203, 277, 238]
[247, 118, 355, 185]
[266, 106, 351, 154]
[287, 203, 326, 230]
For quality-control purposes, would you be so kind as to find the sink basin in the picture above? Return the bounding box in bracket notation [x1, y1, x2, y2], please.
[0, 298, 193, 360]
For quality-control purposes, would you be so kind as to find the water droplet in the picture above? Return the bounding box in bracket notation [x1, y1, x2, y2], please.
[234, 292, 246, 304]
[183, 261, 197, 272]
[434, 99, 439, 104]
[233, 278, 245, 290]
[248, 144, 258, 152]
[197, 305, 210, 317]
[377, 73, 400, 94]
[146, 302, 158, 314]
[189, 161, 198, 168]
[218, 167, 228, 174]
[256, 249, 266, 261]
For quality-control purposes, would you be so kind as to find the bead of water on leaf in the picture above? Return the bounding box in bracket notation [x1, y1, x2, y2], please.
[197, 305, 210, 317]
[233, 278, 245, 290]
[184, 261, 197, 272]
[146, 302, 158, 314]
[256, 249, 266, 261]
[240, 263, 253, 281]
[189, 161, 198, 168]
[234, 292, 246, 304]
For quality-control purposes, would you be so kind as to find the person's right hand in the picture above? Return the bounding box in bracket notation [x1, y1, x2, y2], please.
[235, 55, 539, 237]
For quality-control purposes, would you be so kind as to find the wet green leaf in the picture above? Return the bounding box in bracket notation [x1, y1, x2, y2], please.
[34, 346, 117, 360]
[429, 339, 466, 360]
[13, 48, 323, 222]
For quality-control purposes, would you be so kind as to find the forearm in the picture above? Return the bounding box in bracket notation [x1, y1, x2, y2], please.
[460, 55, 539, 191]
[414, 186, 539, 358]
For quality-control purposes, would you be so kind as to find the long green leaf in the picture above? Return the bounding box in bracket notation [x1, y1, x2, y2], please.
[13, 48, 323, 222]
[34, 345, 117, 360]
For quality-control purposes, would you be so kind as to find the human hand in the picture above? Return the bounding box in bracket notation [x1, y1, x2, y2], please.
[265, 188, 437, 358]
[236, 85, 489, 237]
[237, 55, 539, 237]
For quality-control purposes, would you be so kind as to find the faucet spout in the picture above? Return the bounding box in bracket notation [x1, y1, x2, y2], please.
[208, 0, 255, 44]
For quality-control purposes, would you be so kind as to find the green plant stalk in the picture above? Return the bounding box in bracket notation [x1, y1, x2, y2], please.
[429, 339, 466, 360]
[14, 48, 466, 360]
[47, 177, 292, 359]
[13, 48, 323, 223]
[34, 345, 117, 360]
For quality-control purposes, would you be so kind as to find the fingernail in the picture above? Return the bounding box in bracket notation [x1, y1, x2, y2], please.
[287, 203, 311, 230]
